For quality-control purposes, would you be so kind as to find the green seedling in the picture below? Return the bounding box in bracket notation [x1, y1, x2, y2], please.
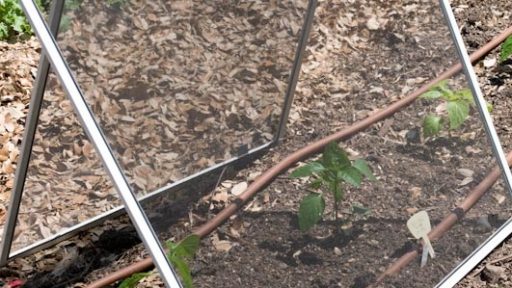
[500, 36, 512, 62]
[118, 234, 200, 288]
[420, 80, 491, 137]
[290, 142, 376, 231]
[166, 234, 200, 288]
[118, 272, 151, 288]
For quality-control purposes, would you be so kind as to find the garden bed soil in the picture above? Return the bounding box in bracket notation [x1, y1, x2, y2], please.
[1, 0, 512, 287]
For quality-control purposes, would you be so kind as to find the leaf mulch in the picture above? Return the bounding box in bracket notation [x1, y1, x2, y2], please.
[3, 0, 309, 254]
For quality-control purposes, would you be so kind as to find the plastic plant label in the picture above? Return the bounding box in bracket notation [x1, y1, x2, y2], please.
[420, 244, 430, 268]
[407, 210, 435, 266]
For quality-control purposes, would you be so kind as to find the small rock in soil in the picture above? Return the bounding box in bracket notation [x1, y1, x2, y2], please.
[481, 264, 507, 283]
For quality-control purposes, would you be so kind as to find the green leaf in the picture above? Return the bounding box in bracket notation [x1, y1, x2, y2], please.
[434, 80, 449, 89]
[118, 272, 151, 288]
[420, 90, 443, 100]
[500, 36, 512, 62]
[12, 15, 24, 33]
[65, 0, 82, 10]
[171, 257, 194, 288]
[352, 159, 376, 181]
[352, 203, 371, 215]
[290, 162, 325, 178]
[332, 184, 343, 202]
[434, 80, 451, 96]
[166, 240, 178, 252]
[59, 15, 72, 33]
[34, 0, 44, 10]
[322, 142, 350, 169]
[309, 178, 323, 189]
[338, 166, 362, 188]
[298, 194, 325, 231]
[487, 102, 493, 112]
[0, 23, 8, 39]
[107, 0, 126, 7]
[173, 234, 200, 259]
[456, 88, 475, 105]
[165, 235, 199, 288]
[326, 180, 343, 202]
[319, 170, 336, 184]
[423, 115, 442, 137]
[447, 101, 469, 129]
[0, 0, 36, 39]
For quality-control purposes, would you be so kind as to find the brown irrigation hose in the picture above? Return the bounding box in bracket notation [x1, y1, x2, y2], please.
[86, 26, 512, 288]
[376, 151, 512, 283]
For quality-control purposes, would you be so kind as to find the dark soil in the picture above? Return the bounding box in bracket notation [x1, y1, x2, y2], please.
[186, 0, 512, 287]
[190, 211, 506, 288]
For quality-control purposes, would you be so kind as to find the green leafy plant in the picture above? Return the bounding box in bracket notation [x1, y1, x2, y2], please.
[500, 36, 512, 62]
[420, 80, 486, 137]
[166, 234, 200, 288]
[0, 0, 52, 41]
[0, 0, 34, 40]
[290, 142, 376, 231]
[0, 0, 127, 38]
[118, 272, 151, 288]
[118, 234, 200, 288]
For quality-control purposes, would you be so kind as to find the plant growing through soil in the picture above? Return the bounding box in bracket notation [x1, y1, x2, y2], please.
[500, 36, 512, 62]
[420, 80, 489, 137]
[290, 142, 376, 231]
[118, 272, 151, 288]
[118, 234, 200, 288]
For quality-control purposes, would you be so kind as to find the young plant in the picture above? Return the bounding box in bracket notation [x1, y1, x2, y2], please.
[290, 142, 376, 231]
[0, 0, 35, 40]
[118, 272, 151, 288]
[420, 80, 485, 137]
[165, 234, 200, 288]
[500, 36, 512, 62]
[0, 0, 55, 41]
[118, 234, 200, 288]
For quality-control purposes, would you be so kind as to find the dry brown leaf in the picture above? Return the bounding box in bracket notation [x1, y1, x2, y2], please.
[493, 194, 506, 205]
[408, 187, 422, 200]
[406, 207, 419, 214]
[212, 190, 229, 203]
[231, 182, 247, 196]
[457, 168, 474, 178]
[211, 233, 233, 252]
[459, 177, 474, 187]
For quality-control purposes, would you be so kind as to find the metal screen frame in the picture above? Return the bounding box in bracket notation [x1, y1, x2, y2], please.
[436, 0, 512, 286]
[6, 0, 508, 286]
[8, 1, 183, 286]
[0, 0, 318, 285]
[0, 0, 65, 265]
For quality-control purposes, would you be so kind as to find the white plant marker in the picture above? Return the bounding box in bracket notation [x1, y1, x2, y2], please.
[407, 210, 435, 267]
[420, 244, 430, 268]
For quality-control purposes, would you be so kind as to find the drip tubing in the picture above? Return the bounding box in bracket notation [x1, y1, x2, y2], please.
[85, 26, 512, 288]
[375, 151, 512, 283]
